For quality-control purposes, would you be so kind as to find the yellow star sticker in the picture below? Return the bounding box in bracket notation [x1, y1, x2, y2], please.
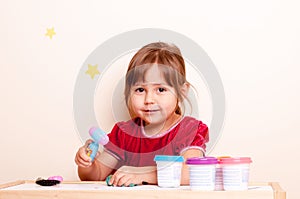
[45, 27, 56, 39]
[85, 64, 100, 79]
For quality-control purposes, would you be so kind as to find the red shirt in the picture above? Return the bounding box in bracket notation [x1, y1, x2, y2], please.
[104, 116, 209, 168]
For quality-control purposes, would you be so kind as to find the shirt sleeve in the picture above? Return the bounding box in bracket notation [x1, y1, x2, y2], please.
[190, 122, 209, 150]
[174, 118, 209, 155]
[103, 123, 126, 161]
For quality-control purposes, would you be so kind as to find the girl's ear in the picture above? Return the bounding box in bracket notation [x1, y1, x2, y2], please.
[180, 82, 190, 99]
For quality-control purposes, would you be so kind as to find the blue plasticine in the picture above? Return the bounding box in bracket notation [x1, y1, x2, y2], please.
[87, 142, 99, 161]
[106, 175, 113, 186]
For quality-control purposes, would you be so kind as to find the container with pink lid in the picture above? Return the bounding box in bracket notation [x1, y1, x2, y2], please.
[186, 157, 218, 190]
[219, 157, 252, 190]
[215, 156, 231, 191]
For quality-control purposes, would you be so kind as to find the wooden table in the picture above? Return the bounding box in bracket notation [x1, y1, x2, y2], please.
[0, 181, 286, 199]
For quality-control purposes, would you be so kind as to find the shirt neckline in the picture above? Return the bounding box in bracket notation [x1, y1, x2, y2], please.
[141, 116, 185, 138]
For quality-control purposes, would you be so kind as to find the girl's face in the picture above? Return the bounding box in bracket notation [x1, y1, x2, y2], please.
[129, 65, 179, 128]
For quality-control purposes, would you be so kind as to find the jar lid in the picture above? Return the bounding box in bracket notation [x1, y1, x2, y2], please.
[219, 157, 252, 164]
[154, 155, 184, 162]
[217, 156, 231, 160]
[186, 157, 218, 165]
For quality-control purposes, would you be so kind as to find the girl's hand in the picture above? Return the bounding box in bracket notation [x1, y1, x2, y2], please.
[109, 166, 144, 187]
[75, 139, 99, 168]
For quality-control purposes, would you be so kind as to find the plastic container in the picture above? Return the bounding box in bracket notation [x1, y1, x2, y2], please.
[186, 157, 218, 190]
[154, 155, 184, 188]
[219, 157, 252, 190]
[215, 156, 231, 191]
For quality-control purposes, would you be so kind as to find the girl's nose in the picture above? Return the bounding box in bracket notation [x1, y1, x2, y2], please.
[144, 92, 155, 104]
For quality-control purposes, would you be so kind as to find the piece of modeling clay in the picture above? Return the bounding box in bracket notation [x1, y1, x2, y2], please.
[35, 178, 60, 186]
[48, 175, 63, 182]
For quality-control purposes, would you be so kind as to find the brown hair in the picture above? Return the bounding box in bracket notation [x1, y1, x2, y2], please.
[125, 42, 190, 115]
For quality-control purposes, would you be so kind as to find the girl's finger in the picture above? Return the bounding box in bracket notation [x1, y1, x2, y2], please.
[116, 175, 128, 187]
[75, 148, 92, 166]
[111, 172, 124, 187]
[84, 139, 94, 147]
[78, 156, 92, 167]
[81, 150, 92, 162]
[123, 177, 134, 187]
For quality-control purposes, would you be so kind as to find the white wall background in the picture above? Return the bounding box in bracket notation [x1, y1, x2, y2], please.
[0, 0, 299, 198]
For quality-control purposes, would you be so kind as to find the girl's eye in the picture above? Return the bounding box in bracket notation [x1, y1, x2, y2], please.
[158, 87, 166, 92]
[135, 88, 145, 92]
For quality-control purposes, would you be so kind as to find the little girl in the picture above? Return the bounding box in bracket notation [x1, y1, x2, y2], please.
[75, 42, 209, 186]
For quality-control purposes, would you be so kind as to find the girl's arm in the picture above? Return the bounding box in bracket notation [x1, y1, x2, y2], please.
[109, 166, 157, 187]
[75, 140, 118, 181]
[77, 157, 113, 181]
[180, 148, 204, 185]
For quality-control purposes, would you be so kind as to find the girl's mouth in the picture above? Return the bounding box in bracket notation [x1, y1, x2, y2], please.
[143, 109, 159, 113]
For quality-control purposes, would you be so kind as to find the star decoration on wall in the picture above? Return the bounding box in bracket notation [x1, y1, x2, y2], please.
[85, 64, 100, 79]
[45, 27, 56, 39]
